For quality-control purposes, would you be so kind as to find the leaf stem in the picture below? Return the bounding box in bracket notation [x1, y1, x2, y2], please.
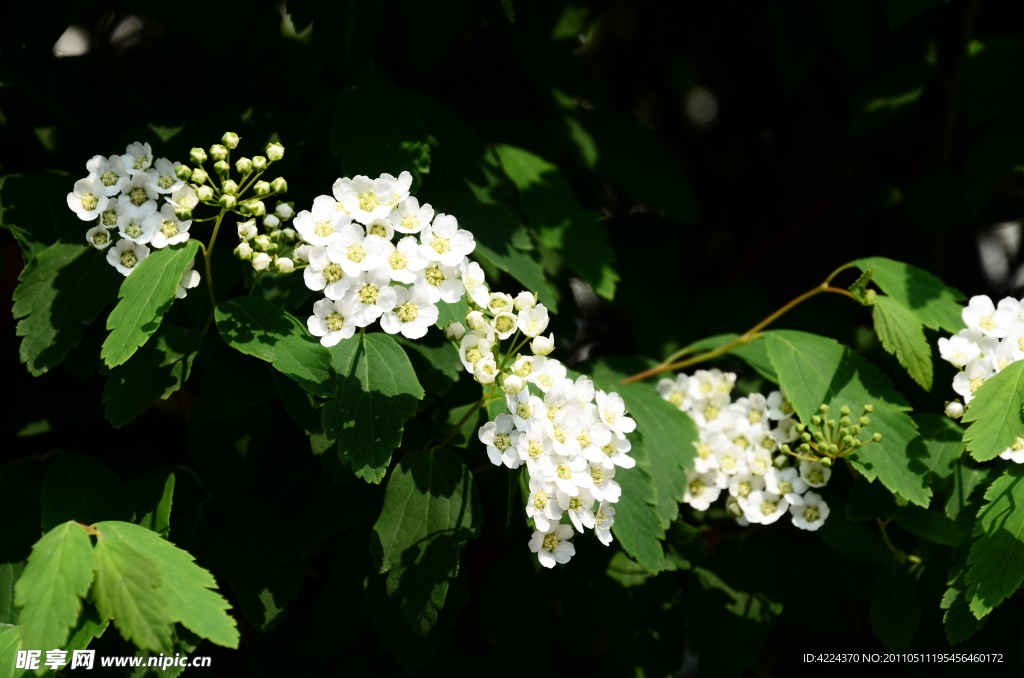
[621, 282, 855, 384]
[877, 518, 922, 564]
[201, 209, 228, 335]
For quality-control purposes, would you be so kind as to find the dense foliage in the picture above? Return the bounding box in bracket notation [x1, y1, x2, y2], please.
[5, 1, 1024, 676]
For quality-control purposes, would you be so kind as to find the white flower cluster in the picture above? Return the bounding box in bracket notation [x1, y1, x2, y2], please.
[452, 290, 634, 568]
[938, 294, 1024, 462]
[298, 172, 479, 345]
[66, 142, 199, 296]
[658, 370, 831, 531]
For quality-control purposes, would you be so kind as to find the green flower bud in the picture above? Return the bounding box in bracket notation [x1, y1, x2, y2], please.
[174, 165, 193, 181]
[811, 415, 821, 426]
[800, 432, 811, 443]
[210, 144, 228, 161]
[813, 431, 824, 442]
[872, 432, 883, 442]
[236, 157, 253, 174]
[839, 416, 851, 427]
[839, 427, 849, 437]
[190, 147, 208, 164]
[253, 234, 271, 251]
[270, 177, 288, 193]
[221, 180, 239, 196]
[774, 454, 788, 468]
[254, 180, 271, 196]
[248, 200, 267, 217]
[842, 435, 854, 446]
[781, 444, 792, 454]
[796, 423, 806, 432]
[859, 416, 871, 426]
[865, 289, 877, 304]
[863, 404, 874, 413]
[221, 132, 240, 149]
[839, 405, 850, 416]
[269, 229, 283, 243]
[213, 160, 230, 176]
[828, 444, 839, 454]
[234, 242, 253, 260]
[196, 185, 214, 201]
[266, 142, 284, 161]
[281, 227, 297, 241]
[191, 168, 209, 185]
[799, 443, 811, 454]
[218, 194, 237, 209]
[821, 456, 833, 468]
[851, 425, 861, 435]
[174, 207, 193, 221]
[252, 156, 267, 171]
[819, 404, 830, 413]
[827, 419, 837, 429]
[263, 214, 281, 230]
[853, 439, 863, 448]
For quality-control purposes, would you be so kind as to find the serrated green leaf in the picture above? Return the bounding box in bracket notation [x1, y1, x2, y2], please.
[848, 267, 874, 305]
[323, 334, 424, 484]
[0, 563, 24, 625]
[103, 325, 201, 428]
[913, 413, 965, 491]
[12, 238, 120, 376]
[872, 295, 934, 390]
[14, 522, 96, 651]
[946, 465, 997, 520]
[764, 330, 931, 506]
[92, 536, 173, 652]
[96, 521, 239, 648]
[41, 452, 133, 531]
[215, 295, 336, 397]
[892, 506, 970, 547]
[870, 561, 920, 649]
[611, 462, 671, 573]
[852, 256, 965, 333]
[0, 172, 80, 262]
[965, 465, 1024, 619]
[101, 240, 200, 368]
[127, 469, 176, 539]
[942, 544, 987, 644]
[370, 449, 481, 637]
[0, 624, 20, 678]
[683, 333, 778, 382]
[961, 360, 1024, 462]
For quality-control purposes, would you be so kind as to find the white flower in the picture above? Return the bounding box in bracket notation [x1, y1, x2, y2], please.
[506, 389, 548, 429]
[382, 171, 413, 205]
[764, 466, 808, 505]
[514, 291, 536, 310]
[117, 171, 159, 210]
[413, 262, 465, 303]
[168, 185, 199, 210]
[333, 174, 396, 223]
[466, 310, 488, 330]
[238, 221, 258, 241]
[85, 224, 113, 250]
[294, 196, 353, 247]
[307, 297, 358, 346]
[952, 357, 996, 403]
[380, 285, 439, 340]
[592, 431, 635, 470]
[445, 322, 466, 342]
[263, 214, 281, 229]
[97, 205, 119, 230]
[790, 491, 829, 530]
[252, 252, 272, 271]
[525, 476, 562, 531]
[478, 414, 522, 468]
[690, 392, 735, 431]
[743, 490, 788, 525]
[502, 374, 526, 394]
[419, 214, 476, 267]
[344, 267, 398, 327]
[459, 333, 493, 372]
[999, 438, 1024, 464]
[532, 358, 568, 393]
[304, 246, 349, 299]
[727, 472, 764, 503]
[364, 218, 395, 240]
[121, 141, 153, 174]
[492, 311, 519, 340]
[529, 524, 575, 568]
[116, 203, 158, 245]
[692, 434, 722, 474]
[963, 295, 1015, 338]
[945, 400, 964, 418]
[588, 463, 620, 503]
[766, 390, 795, 420]
[460, 260, 489, 307]
[658, 374, 691, 411]
[517, 304, 550, 338]
[474, 357, 499, 384]
[176, 261, 201, 299]
[86, 155, 127, 196]
[389, 196, 433, 234]
[145, 203, 192, 248]
[517, 420, 554, 474]
[381, 236, 428, 284]
[938, 335, 982, 367]
[594, 502, 616, 545]
[799, 460, 832, 488]
[544, 455, 593, 497]
[557, 487, 597, 532]
[67, 175, 109, 221]
[684, 470, 721, 511]
[520, 333, 551, 359]
[487, 292, 515, 315]
[145, 158, 183, 194]
[594, 390, 636, 435]
[275, 257, 295, 273]
[292, 243, 311, 263]
[326, 223, 389, 276]
[106, 239, 149, 276]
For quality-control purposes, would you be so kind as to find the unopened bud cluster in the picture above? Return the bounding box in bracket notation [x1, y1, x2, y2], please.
[658, 372, 831, 531]
[937, 294, 1024, 463]
[781, 403, 880, 464]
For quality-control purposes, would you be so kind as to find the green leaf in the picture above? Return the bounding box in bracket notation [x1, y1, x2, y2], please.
[495, 144, 618, 299]
[0, 563, 24, 625]
[96, 521, 239, 649]
[41, 452, 133, 531]
[961, 360, 1024, 462]
[0, 171, 80, 262]
[820, 495, 891, 564]
[434, 297, 468, 332]
[683, 333, 778, 382]
[92, 536, 173, 652]
[103, 325, 201, 428]
[946, 465, 997, 520]
[611, 462, 671, 573]
[852, 256, 965, 333]
[323, 334, 424, 484]
[764, 330, 931, 506]
[14, 522, 96, 651]
[872, 295, 934, 390]
[848, 267, 875, 305]
[892, 506, 970, 547]
[499, 0, 514, 22]
[215, 295, 336, 397]
[942, 545, 987, 645]
[12, 238, 120, 376]
[913, 413, 964, 491]
[330, 68, 430, 177]
[0, 624, 20, 678]
[395, 336, 461, 398]
[965, 465, 1024, 619]
[127, 468, 176, 539]
[101, 240, 200, 368]
[870, 561, 920, 649]
[370, 449, 481, 637]
[272, 370, 322, 433]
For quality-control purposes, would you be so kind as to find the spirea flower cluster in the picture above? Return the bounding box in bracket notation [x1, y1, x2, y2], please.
[657, 370, 833, 531]
[66, 142, 199, 295]
[447, 289, 634, 568]
[292, 172, 479, 345]
[938, 294, 1024, 462]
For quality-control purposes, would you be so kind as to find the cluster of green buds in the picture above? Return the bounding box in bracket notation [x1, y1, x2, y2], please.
[781, 403, 881, 467]
[172, 132, 288, 221]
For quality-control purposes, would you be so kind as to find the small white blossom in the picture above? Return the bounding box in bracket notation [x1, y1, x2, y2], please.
[67, 175, 109, 221]
[176, 261, 201, 299]
[121, 141, 153, 175]
[85, 224, 114, 250]
[294, 196, 353, 247]
[478, 414, 522, 468]
[790, 491, 829, 530]
[379, 285, 439, 340]
[107, 240, 149, 276]
[420, 214, 476, 267]
[517, 304, 550, 338]
[389, 196, 433, 234]
[86, 154, 127, 196]
[145, 203, 191, 248]
[307, 297, 358, 346]
[529, 524, 575, 568]
[146, 158, 183, 194]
